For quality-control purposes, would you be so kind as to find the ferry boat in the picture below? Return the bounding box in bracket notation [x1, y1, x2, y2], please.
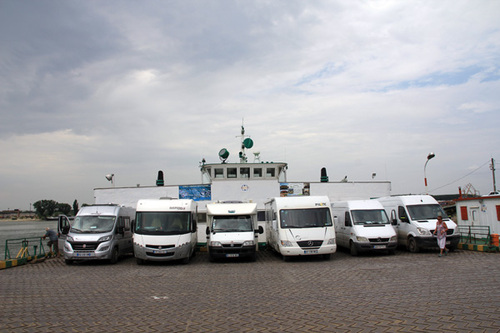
[94, 126, 391, 244]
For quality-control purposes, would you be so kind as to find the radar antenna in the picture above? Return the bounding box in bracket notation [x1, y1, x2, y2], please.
[236, 121, 254, 163]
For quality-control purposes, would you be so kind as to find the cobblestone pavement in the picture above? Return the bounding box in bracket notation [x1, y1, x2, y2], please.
[1, 248, 499, 332]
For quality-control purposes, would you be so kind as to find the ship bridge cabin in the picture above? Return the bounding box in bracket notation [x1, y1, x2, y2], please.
[200, 162, 288, 183]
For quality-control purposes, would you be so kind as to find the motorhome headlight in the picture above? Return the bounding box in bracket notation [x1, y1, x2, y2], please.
[209, 241, 222, 247]
[416, 227, 431, 236]
[390, 236, 397, 242]
[280, 240, 293, 247]
[355, 236, 369, 242]
[66, 236, 74, 243]
[97, 235, 112, 243]
[242, 240, 255, 247]
[327, 238, 336, 245]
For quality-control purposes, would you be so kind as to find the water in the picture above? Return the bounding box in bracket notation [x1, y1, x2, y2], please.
[0, 220, 58, 259]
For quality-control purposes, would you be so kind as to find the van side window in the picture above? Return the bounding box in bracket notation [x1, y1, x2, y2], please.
[398, 206, 409, 222]
[344, 212, 352, 227]
[192, 213, 197, 232]
[390, 210, 397, 224]
[124, 217, 131, 231]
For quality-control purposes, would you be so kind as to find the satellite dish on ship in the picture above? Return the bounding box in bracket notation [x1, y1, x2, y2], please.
[219, 148, 229, 163]
[243, 138, 254, 149]
[105, 174, 115, 186]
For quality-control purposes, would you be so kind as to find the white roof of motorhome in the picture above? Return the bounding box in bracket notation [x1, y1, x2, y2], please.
[269, 196, 330, 208]
[206, 202, 257, 215]
[136, 198, 195, 211]
[78, 205, 122, 216]
[377, 195, 438, 205]
[332, 200, 384, 210]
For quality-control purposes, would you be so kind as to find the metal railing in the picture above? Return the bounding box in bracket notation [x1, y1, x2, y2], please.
[4, 237, 46, 260]
[457, 225, 491, 245]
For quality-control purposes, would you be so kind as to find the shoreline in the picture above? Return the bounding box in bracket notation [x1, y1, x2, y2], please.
[0, 218, 43, 222]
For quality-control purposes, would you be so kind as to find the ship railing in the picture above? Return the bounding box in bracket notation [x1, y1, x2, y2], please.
[457, 225, 491, 245]
[4, 237, 46, 260]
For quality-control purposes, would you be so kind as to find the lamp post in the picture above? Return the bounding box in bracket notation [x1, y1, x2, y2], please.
[424, 152, 435, 194]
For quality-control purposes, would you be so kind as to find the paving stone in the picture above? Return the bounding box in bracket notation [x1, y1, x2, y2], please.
[0, 250, 499, 332]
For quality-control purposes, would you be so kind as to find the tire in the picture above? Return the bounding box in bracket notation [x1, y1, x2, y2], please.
[181, 255, 190, 265]
[65, 259, 73, 265]
[322, 253, 332, 260]
[407, 237, 419, 253]
[209, 252, 216, 263]
[388, 249, 396, 255]
[350, 242, 359, 256]
[283, 255, 292, 262]
[110, 247, 119, 264]
[136, 258, 145, 265]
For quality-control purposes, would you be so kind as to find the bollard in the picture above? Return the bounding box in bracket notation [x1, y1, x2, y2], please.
[491, 234, 499, 247]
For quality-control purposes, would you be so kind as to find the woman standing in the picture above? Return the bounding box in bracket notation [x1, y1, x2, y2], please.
[433, 214, 448, 257]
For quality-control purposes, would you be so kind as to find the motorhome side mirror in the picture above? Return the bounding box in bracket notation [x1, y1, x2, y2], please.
[205, 226, 210, 235]
[391, 219, 398, 226]
[62, 226, 70, 234]
[256, 226, 264, 234]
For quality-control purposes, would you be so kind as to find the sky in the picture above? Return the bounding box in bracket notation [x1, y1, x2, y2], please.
[1, 0, 500, 210]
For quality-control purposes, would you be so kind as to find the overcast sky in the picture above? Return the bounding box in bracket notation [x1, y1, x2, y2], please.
[1, 1, 499, 210]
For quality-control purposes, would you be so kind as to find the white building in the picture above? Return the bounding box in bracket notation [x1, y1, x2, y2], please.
[455, 194, 500, 235]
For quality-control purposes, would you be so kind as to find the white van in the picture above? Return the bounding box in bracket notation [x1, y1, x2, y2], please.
[206, 201, 263, 262]
[265, 196, 336, 261]
[133, 198, 198, 265]
[331, 200, 397, 256]
[377, 195, 460, 253]
[62, 204, 135, 265]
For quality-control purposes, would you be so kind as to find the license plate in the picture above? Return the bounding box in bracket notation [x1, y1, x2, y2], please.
[153, 250, 167, 254]
[304, 250, 318, 254]
[226, 253, 239, 258]
[374, 245, 386, 249]
[76, 252, 94, 257]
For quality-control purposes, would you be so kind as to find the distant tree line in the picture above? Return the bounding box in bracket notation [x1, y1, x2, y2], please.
[33, 199, 81, 220]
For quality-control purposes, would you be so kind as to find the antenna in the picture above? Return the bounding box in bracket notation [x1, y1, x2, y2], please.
[236, 121, 253, 163]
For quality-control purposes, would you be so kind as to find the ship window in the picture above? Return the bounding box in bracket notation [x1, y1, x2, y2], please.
[240, 167, 250, 178]
[253, 168, 263, 178]
[227, 168, 237, 178]
[266, 168, 275, 177]
[214, 168, 224, 178]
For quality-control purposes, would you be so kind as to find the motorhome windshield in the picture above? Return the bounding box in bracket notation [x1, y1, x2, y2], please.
[212, 215, 253, 232]
[71, 216, 116, 233]
[406, 204, 446, 221]
[135, 212, 191, 235]
[351, 210, 390, 225]
[280, 208, 333, 228]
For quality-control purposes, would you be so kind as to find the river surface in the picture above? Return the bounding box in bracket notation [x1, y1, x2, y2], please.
[0, 220, 58, 259]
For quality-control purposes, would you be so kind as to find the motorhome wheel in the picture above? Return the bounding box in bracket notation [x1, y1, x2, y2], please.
[407, 237, 419, 253]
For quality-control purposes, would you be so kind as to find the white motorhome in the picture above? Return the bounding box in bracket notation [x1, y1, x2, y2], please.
[331, 200, 397, 256]
[61, 204, 135, 265]
[206, 201, 262, 262]
[133, 198, 198, 265]
[265, 196, 336, 261]
[377, 195, 460, 253]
